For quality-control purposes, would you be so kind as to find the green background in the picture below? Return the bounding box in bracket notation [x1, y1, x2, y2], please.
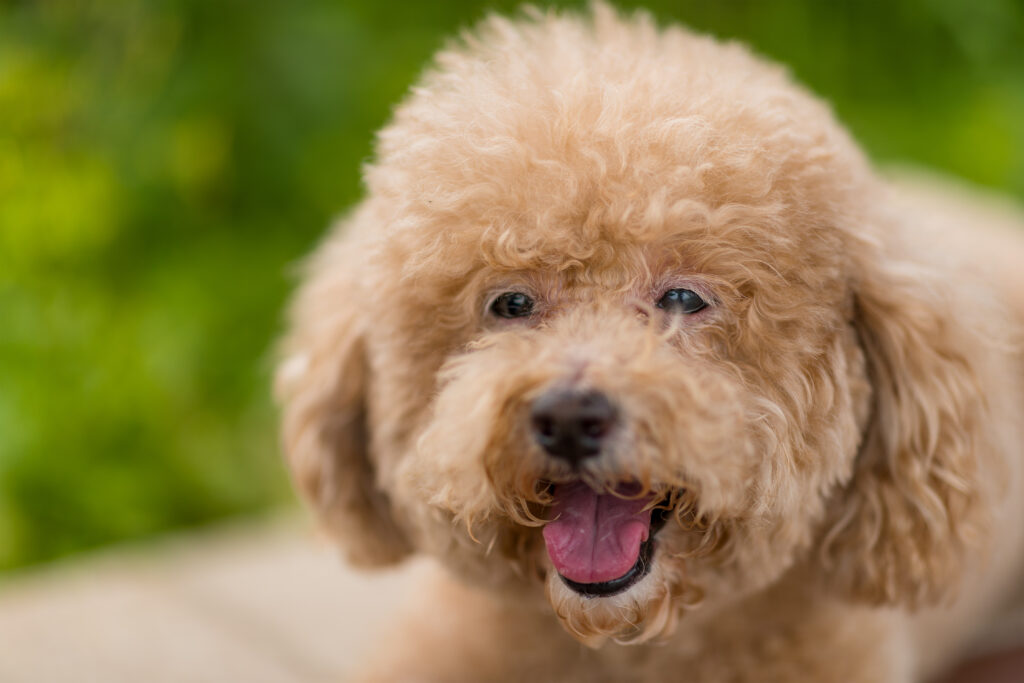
[1, 0, 1022, 571]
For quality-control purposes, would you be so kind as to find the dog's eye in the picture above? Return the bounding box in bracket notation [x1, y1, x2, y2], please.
[490, 292, 535, 318]
[656, 288, 707, 314]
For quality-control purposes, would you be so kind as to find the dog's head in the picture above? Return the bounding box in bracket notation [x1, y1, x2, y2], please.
[277, 6, 986, 646]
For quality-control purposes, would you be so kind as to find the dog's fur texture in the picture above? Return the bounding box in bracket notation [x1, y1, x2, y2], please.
[276, 5, 1024, 681]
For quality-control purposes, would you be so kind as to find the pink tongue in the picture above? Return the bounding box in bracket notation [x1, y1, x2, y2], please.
[542, 482, 655, 584]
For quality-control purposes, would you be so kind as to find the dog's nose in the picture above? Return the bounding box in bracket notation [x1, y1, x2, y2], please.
[530, 390, 617, 465]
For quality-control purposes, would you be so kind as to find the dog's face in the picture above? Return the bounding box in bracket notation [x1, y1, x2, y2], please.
[379, 186, 868, 643]
[279, 7, 985, 647]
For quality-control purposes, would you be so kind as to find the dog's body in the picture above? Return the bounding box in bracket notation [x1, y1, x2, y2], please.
[277, 7, 1024, 682]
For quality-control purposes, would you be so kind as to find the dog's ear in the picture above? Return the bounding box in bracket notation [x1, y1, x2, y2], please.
[275, 226, 411, 567]
[821, 240, 986, 608]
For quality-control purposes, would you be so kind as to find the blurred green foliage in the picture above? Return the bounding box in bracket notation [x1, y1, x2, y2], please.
[0, 0, 1022, 571]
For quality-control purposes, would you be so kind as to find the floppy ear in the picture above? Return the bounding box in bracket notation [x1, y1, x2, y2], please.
[821, 240, 987, 608]
[275, 224, 411, 567]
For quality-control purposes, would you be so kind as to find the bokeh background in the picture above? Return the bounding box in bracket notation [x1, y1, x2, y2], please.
[1, 0, 1022, 572]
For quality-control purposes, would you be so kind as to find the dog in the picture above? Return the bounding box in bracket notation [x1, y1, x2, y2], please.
[276, 5, 1024, 681]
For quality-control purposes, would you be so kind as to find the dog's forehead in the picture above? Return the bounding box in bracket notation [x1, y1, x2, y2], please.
[367, 13, 870, 288]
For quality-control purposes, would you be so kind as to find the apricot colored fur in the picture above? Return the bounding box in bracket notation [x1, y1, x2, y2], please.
[277, 5, 1024, 681]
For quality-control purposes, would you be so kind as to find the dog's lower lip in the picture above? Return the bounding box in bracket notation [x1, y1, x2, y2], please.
[559, 534, 655, 598]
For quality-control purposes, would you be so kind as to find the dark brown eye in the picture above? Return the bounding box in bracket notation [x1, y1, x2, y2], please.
[490, 292, 535, 318]
[656, 288, 707, 314]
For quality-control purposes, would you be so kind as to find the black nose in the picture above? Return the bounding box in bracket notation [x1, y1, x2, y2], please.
[530, 390, 617, 465]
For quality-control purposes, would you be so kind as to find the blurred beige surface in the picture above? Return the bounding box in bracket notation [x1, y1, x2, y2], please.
[2, 515, 1021, 683]
[0, 517, 422, 683]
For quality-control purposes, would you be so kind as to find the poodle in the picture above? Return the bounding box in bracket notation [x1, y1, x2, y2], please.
[276, 5, 1024, 681]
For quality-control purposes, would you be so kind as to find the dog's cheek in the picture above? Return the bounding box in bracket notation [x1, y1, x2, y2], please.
[609, 360, 759, 515]
[393, 369, 501, 529]
[662, 330, 872, 601]
[389, 343, 551, 566]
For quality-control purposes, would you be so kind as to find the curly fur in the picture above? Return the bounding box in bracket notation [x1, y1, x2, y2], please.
[276, 5, 1024, 681]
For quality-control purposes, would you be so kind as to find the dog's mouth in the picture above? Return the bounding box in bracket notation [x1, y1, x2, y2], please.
[542, 481, 672, 598]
